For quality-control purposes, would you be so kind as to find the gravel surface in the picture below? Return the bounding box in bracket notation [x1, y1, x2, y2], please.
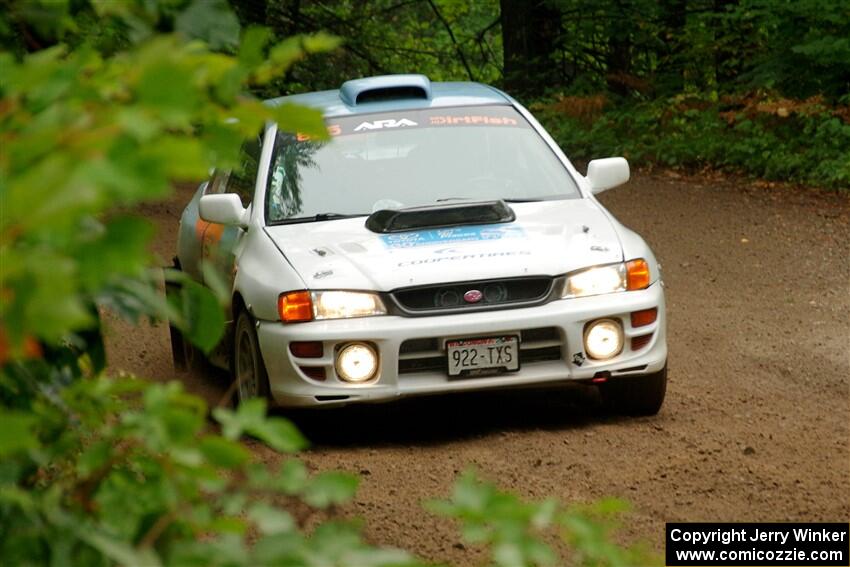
[105, 173, 850, 563]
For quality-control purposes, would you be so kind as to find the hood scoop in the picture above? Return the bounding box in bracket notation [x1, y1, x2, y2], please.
[365, 200, 516, 233]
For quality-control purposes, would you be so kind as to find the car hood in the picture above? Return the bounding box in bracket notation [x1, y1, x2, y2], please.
[264, 199, 623, 291]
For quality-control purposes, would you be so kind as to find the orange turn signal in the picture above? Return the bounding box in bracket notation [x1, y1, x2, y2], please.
[626, 258, 650, 290]
[278, 291, 314, 323]
[630, 308, 657, 328]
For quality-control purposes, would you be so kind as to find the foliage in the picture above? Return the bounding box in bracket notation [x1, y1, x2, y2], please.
[536, 95, 850, 188]
[0, 375, 422, 566]
[1, 1, 653, 566]
[230, 0, 848, 103]
[231, 0, 848, 189]
[0, 1, 416, 565]
[0, 365, 650, 566]
[430, 471, 660, 567]
[0, 0, 335, 359]
[244, 0, 504, 98]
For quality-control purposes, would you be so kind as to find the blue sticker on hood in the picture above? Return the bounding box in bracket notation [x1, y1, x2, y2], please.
[381, 225, 525, 248]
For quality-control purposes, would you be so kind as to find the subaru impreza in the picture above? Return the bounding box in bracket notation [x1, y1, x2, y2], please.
[170, 74, 667, 414]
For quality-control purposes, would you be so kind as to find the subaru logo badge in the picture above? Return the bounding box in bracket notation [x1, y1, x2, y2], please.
[463, 289, 483, 303]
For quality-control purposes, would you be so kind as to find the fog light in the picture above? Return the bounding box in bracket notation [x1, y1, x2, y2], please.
[584, 319, 623, 360]
[335, 342, 378, 383]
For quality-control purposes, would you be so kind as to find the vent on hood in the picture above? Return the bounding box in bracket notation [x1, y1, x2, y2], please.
[340, 74, 431, 106]
[365, 200, 516, 233]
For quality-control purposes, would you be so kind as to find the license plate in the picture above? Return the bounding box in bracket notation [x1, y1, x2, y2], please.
[446, 335, 520, 377]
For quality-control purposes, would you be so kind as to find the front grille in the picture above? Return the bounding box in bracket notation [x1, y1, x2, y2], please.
[398, 326, 562, 375]
[391, 276, 553, 314]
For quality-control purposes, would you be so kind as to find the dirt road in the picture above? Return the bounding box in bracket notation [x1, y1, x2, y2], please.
[105, 174, 850, 563]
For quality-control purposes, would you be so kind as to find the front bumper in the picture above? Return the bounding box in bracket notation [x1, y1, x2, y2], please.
[257, 281, 667, 407]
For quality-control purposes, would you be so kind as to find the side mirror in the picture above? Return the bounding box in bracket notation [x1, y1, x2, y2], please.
[586, 157, 630, 194]
[199, 194, 248, 227]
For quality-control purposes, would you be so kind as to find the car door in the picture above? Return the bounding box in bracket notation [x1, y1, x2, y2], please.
[198, 136, 261, 287]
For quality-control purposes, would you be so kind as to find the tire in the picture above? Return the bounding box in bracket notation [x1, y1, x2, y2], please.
[165, 261, 207, 372]
[599, 364, 667, 416]
[232, 310, 271, 405]
[165, 275, 188, 371]
[167, 305, 206, 372]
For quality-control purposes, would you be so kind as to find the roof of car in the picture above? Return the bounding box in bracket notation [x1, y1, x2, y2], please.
[265, 75, 515, 117]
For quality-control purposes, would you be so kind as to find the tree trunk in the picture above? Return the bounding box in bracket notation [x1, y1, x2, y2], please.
[657, 0, 687, 94]
[606, 33, 632, 96]
[500, 0, 562, 99]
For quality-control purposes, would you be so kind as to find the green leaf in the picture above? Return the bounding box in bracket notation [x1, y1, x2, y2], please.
[213, 399, 307, 452]
[178, 280, 226, 353]
[248, 416, 308, 454]
[275, 459, 308, 494]
[75, 526, 162, 567]
[248, 503, 295, 535]
[208, 516, 247, 535]
[303, 472, 358, 509]
[143, 137, 208, 180]
[200, 260, 231, 307]
[269, 103, 328, 139]
[532, 499, 558, 529]
[301, 32, 341, 53]
[175, 0, 241, 51]
[135, 56, 199, 128]
[239, 26, 272, 68]
[267, 37, 306, 70]
[199, 436, 250, 468]
[76, 440, 112, 477]
[212, 398, 265, 440]
[0, 412, 39, 456]
[76, 216, 154, 290]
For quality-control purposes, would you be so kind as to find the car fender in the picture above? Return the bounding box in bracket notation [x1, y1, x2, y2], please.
[609, 217, 661, 285]
[177, 182, 208, 281]
[233, 226, 306, 322]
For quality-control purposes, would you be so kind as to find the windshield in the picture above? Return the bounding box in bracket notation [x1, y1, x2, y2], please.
[265, 105, 580, 224]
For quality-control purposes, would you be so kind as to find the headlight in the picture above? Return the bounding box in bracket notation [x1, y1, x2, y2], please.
[562, 259, 651, 298]
[313, 291, 386, 320]
[562, 264, 626, 298]
[278, 290, 387, 323]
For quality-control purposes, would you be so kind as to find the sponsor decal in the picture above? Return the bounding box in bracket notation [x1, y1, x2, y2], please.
[295, 106, 530, 141]
[354, 118, 417, 131]
[195, 217, 224, 256]
[295, 124, 342, 141]
[397, 250, 531, 267]
[572, 352, 586, 366]
[429, 115, 518, 126]
[382, 225, 525, 249]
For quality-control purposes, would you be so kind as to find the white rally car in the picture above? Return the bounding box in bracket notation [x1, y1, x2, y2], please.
[171, 74, 667, 414]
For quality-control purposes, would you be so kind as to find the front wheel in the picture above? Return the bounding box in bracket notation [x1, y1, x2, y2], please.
[232, 310, 270, 405]
[599, 364, 667, 416]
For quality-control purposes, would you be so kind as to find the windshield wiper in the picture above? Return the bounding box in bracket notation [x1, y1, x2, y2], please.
[436, 197, 545, 204]
[435, 197, 547, 204]
[270, 213, 364, 225]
